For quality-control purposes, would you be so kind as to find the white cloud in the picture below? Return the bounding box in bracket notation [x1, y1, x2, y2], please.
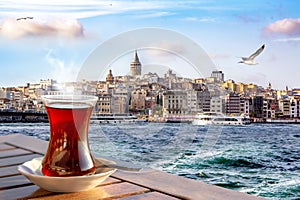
[264, 18, 300, 37]
[0, 18, 83, 39]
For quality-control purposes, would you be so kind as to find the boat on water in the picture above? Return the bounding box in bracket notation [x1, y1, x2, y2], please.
[90, 113, 146, 124]
[165, 115, 193, 123]
[192, 112, 250, 126]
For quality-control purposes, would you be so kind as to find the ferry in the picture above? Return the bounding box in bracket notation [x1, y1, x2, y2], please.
[90, 113, 146, 124]
[165, 115, 193, 123]
[192, 112, 250, 126]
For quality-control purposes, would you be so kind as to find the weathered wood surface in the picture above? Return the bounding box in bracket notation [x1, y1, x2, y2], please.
[0, 134, 266, 200]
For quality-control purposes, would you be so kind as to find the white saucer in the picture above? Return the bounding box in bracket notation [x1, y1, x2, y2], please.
[18, 157, 116, 193]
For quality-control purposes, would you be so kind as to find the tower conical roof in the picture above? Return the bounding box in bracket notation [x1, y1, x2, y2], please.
[131, 50, 141, 64]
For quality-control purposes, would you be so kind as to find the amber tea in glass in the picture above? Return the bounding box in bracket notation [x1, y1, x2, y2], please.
[41, 95, 97, 177]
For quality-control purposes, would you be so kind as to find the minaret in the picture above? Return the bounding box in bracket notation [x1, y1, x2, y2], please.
[267, 82, 272, 90]
[106, 69, 114, 84]
[130, 50, 141, 76]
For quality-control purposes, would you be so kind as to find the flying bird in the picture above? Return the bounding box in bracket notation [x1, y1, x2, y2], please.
[16, 17, 34, 21]
[238, 44, 265, 65]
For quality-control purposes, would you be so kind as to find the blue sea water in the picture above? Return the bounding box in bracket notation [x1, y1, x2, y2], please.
[1, 122, 299, 199]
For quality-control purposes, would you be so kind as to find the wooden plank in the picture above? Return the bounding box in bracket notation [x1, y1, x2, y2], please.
[0, 148, 32, 158]
[31, 182, 150, 200]
[120, 191, 180, 200]
[0, 174, 32, 189]
[0, 154, 41, 167]
[0, 134, 17, 143]
[112, 170, 265, 200]
[0, 134, 48, 154]
[99, 177, 122, 186]
[0, 165, 19, 177]
[0, 177, 121, 199]
[0, 143, 15, 151]
[0, 185, 52, 200]
[98, 182, 149, 198]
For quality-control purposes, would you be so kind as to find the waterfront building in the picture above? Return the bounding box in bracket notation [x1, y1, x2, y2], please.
[162, 90, 188, 116]
[0, 98, 10, 110]
[262, 98, 277, 119]
[111, 86, 130, 114]
[145, 91, 157, 116]
[196, 89, 211, 113]
[278, 98, 290, 117]
[9, 90, 24, 111]
[292, 96, 300, 118]
[288, 96, 300, 118]
[186, 89, 211, 115]
[225, 93, 240, 115]
[96, 93, 112, 114]
[23, 98, 35, 111]
[252, 96, 264, 118]
[239, 97, 249, 115]
[112, 96, 128, 114]
[187, 90, 197, 114]
[130, 50, 142, 77]
[210, 96, 225, 114]
[290, 99, 297, 118]
[130, 89, 147, 113]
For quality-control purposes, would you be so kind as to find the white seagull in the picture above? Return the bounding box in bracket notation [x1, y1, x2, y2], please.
[238, 44, 265, 65]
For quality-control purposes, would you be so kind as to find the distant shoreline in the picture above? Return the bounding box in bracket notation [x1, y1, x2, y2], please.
[1, 111, 300, 124]
[0, 111, 48, 123]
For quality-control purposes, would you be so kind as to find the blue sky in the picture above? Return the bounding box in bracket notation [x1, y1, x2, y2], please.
[0, 0, 300, 89]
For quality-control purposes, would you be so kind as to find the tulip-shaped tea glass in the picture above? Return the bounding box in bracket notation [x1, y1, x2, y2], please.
[41, 95, 98, 177]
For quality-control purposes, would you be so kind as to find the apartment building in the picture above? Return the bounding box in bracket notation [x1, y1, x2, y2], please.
[225, 93, 240, 115]
[162, 90, 188, 116]
[130, 89, 147, 112]
[240, 97, 250, 115]
[96, 94, 112, 114]
[252, 96, 264, 118]
[210, 96, 225, 113]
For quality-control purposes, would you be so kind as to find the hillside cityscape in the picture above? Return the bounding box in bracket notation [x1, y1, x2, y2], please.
[1, 51, 300, 122]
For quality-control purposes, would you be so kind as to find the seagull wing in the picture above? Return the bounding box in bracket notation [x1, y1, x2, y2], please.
[248, 44, 265, 60]
[16, 17, 26, 20]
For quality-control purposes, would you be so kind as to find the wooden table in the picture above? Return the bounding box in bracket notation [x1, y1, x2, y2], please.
[0, 134, 265, 200]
